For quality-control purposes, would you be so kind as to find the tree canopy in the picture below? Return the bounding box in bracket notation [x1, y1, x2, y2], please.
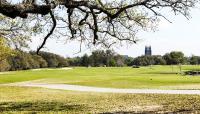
[0, 0, 198, 53]
[0, 37, 15, 62]
[163, 51, 186, 65]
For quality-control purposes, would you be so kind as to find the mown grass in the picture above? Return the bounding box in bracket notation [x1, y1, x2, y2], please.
[1, 65, 200, 89]
[1, 66, 200, 113]
[1, 86, 200, 114]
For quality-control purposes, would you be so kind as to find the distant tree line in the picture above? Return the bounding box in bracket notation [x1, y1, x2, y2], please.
[1, 49, 200, 72]
[0, 51, 68, 71]
[68, 50, 133, 67]
[69, 51, 200, 67]
[132, 52, 200, 66]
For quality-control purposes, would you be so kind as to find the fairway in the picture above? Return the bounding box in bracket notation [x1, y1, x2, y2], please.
[1, 66, 200, 113]
[1, 66, 200, 89]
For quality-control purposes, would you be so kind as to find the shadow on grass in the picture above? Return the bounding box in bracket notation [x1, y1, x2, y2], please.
[101, 109, 199, 114]
[143, 72, 179, 75]
[0, 101, 86, 111]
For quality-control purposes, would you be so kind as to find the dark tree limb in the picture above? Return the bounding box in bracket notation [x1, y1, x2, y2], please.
[90, 8, 98, 44]
[36, 10, 56, 54]
[0, 4, 51, 18]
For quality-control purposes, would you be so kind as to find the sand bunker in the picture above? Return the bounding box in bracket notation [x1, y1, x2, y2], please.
[31, 67, 73, 71]
[59, 68, 73, 70]
[0, 72, 12, 75]
[31, 69, 43, 71]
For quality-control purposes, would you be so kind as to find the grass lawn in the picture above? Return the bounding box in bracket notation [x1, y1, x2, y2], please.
[1, 86, 200, 114]
[1, 65, 200, 89]
[1, 66, 200, 113]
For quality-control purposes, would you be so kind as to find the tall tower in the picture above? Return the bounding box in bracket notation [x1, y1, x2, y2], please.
[145, 46, 152, 56]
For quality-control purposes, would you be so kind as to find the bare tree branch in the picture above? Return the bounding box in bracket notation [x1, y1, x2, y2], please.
[36, 0, 56, 54]
[0, 0, 198, 53]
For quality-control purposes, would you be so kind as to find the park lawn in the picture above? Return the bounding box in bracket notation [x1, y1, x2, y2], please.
[1, 65, 200, 89]
[1, 66, 200, 113]
[1, 86, 200, 113]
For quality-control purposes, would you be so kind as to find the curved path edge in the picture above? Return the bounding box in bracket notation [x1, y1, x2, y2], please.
[4, 82, 200, 95]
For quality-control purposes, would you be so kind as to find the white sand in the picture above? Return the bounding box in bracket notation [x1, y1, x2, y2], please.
[31, 67, 73, 71]
[59, 68, 73, 70]
[0, 72, 12, 75]
[31, 69, 43, 71]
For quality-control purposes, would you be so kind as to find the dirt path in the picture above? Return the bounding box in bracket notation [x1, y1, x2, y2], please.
[5, 82, 200, 95]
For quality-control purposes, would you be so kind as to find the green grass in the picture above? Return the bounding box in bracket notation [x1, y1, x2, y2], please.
[1, 86, 200, 114]
[1, 66, 200, 113]
[1, 65, 200, 89]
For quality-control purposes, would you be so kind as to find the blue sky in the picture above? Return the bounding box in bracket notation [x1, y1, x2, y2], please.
[30, 6, 200, 58]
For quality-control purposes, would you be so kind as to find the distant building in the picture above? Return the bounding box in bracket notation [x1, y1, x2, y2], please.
[145, 46, 152, 56]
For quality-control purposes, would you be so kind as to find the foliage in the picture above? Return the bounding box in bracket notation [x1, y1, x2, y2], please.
[8, 51, 35, 70]
[0, 37, 15, 61]
[0, 38, 15, 71]
[0, 15, 31, 49]
[0, 59, 11, 71]
[37, 51, 68, 68]
[131, 55, 166, 66]
[189, 56, 200, 65]
[0, 0, 198, 53]
[1, 49, 200, 72]
[69, 50, 129, 67]
[163, 51, 186, 65]
[31, 55, 48, 68]
[1, 51, 68, 71]
[80, 54, 90, 67]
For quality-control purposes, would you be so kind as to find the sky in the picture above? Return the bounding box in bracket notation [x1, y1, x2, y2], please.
[29, 5, 200, 58]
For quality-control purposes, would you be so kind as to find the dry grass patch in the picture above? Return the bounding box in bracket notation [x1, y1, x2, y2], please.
[1, 86, 200, 113]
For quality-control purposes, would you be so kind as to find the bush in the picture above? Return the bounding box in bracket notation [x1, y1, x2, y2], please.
[0, 60, 11, 71]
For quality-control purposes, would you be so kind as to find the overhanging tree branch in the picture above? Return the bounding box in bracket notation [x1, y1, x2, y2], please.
[0, 0, 198, 53]
[36, 0, 56, 54]
[0, 4, 52, 18]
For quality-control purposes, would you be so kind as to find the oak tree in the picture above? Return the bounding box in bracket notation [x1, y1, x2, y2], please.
[0, 0, 198, 54]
